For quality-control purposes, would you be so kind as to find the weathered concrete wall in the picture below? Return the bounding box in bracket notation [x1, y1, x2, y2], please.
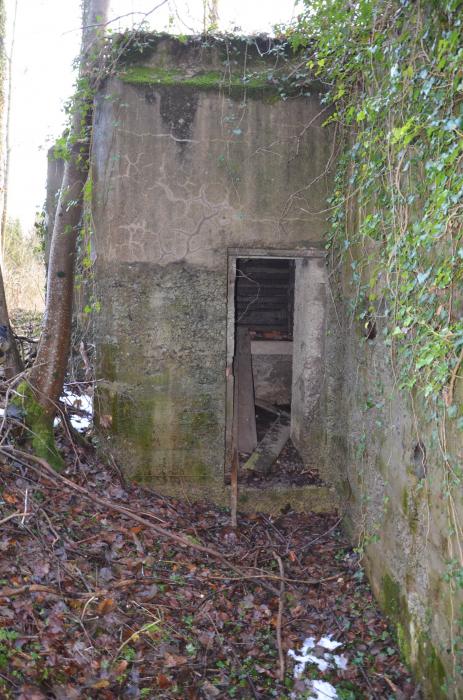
[91, 36, 336, 500]
[89, 33, 463, 697]
[329, 249, 463, 696]
[291, 256, 327, 469]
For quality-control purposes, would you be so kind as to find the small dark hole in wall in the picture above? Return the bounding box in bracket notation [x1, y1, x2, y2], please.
[362, 317, 377, 341]
[412, 441, 427, 479]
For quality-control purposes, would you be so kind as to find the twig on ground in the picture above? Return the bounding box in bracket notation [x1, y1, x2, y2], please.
[0, 578, 139, 601]
[0, 510, 28, 526]
[274, 552, 285, 681]
[298, 513, 345, 553]
[20, 488, 28, 526]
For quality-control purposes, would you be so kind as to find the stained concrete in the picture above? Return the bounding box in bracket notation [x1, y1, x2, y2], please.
[327, 249, 463, 697]
[91, 36, 335, 500]
[291, 256, 327, 467]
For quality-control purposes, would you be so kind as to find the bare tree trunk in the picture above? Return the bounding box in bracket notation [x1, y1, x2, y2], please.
[0, 0, 22, 379]
[208, 0, 219, 29]
[203, 0, 219, 32]
[0, 0, 17, 262]
[0, 271, 23, 378]
[22, 0, 109, 469]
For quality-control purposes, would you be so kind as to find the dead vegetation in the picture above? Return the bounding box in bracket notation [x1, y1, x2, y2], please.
[0, 422, 418, 699]
[3, 219, 44, 315]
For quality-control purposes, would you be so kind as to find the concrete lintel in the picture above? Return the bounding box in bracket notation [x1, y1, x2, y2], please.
[227, 247, 326, 259]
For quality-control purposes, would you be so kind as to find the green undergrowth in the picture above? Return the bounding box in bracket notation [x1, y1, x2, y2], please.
[288, 0, 463, 401]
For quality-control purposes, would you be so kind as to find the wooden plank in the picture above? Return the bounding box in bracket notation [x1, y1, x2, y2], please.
[242, 412, 290, 475]
[254, 399, 290, 416]
[235, 327, 258, 453]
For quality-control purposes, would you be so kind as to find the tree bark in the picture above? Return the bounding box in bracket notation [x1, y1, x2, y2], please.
[0, 0, 22, 379]
[0, 271, 23, 378]
[0, 0, 18, 262]
[24, 0, 109, 468]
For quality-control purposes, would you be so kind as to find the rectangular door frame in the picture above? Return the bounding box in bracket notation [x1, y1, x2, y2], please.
[224, 246, 325, 479]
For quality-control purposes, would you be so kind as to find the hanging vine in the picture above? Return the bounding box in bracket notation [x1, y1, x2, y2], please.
[285, 0, 463, 682]
[287, 0, 463, 399]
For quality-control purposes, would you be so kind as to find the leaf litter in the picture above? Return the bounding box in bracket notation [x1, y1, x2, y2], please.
[0, 436, 418, 699]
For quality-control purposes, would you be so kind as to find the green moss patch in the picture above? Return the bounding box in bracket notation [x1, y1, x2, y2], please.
[119, 66, 277, 93]
[382, 573, 402, 619]
[380, 572, 447, 697]
[13, 382, 64, 472]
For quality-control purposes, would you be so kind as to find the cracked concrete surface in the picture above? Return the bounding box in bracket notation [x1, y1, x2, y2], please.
[91, 37, 335, 501]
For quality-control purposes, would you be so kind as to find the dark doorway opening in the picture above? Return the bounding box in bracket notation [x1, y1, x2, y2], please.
[235, 258, 295, 341]
[231, 258, 319, 486]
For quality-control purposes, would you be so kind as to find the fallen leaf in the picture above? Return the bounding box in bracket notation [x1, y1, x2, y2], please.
[157, 673, 172, 688]
[97, 598, 116, 615]
[164, 652, 188, 667]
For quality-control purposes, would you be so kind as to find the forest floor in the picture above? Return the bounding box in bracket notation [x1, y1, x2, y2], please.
[0, 431, 419, 700]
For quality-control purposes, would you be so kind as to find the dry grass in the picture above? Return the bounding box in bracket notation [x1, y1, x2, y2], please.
[5, 257, 45, 313]
[3, 219, 45, 313]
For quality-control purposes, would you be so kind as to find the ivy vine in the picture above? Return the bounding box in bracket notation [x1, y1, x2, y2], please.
[285, 0, 463, 680]
[288, 0, 463, 403]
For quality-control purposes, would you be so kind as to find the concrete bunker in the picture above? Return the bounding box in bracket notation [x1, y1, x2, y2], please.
[91, 34, 336, 509]
[83, 32, 463, 696]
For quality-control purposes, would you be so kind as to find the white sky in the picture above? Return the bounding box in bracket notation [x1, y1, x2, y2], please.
[6, 0, 301, 231]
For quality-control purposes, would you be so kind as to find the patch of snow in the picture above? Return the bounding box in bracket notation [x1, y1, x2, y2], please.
[60, 389, 93, 433]
[290, 679, 339, 700]
[62, 390, 93, 415]
[301, 636, 316, 651]
[318, 636, 342, 651]
[288, 647, 329, 676]
[70, 414, 91, 431]
[288, 634, 349, 698]
[307, 679, 338, 699]
[332, 654, 348, 670]
[0, 391, 93, 434]
[288, 635, 347, 679]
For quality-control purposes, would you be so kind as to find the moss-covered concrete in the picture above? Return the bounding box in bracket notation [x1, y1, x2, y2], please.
[330, 225, 463, 696]
[119, 66, 277, 94]
[379, 573, 447, 698]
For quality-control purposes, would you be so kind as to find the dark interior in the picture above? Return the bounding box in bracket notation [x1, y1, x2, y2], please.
[235, 258, 295, 341]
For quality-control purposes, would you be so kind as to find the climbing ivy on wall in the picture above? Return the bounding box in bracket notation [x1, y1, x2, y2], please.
[286, 0, 463, 682]
[288, 0, 463, 401]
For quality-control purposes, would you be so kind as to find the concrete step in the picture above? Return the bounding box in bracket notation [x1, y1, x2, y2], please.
[232, 483, 338, 515]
